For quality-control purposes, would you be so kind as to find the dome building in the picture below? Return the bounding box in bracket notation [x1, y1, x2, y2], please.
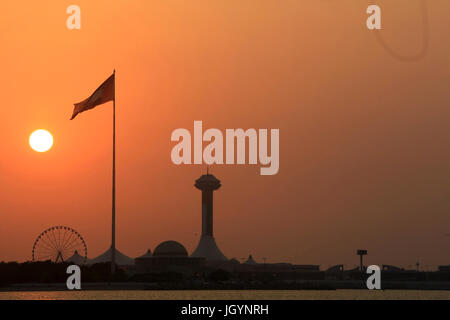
[135, 241, 205, 273]
[154, 241, 188, 257]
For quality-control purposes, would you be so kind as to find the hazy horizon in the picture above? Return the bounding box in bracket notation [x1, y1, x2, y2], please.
[1, 1, 450, 270]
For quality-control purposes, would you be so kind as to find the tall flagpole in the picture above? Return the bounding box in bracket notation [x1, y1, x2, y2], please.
[111, 69, 116, 274]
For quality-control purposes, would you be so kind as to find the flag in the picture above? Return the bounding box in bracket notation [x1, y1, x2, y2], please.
[71, 73, 115, 120]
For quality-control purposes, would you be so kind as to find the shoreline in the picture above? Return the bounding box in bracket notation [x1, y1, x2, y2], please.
[2, 280, 450, 292]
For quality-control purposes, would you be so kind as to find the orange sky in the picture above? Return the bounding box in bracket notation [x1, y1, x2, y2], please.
[0, 0, 450, 270]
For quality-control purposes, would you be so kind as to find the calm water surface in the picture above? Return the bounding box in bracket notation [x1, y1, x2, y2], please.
[1, 290, 450, 300]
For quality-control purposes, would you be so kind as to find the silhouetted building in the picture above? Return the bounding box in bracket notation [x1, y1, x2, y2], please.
[382, 265, 405, 272]
[244, 255, 257, 265]
[438, 265, 450, 272]
[234, 261, 320, 276]
[67, 250, 87, 265]
[89, 248, 135, 266]
[137, 249, 152, 259]
[135, 241, 204, 273]
[191, 173, 227, 261]
[326, 264, 344, 272]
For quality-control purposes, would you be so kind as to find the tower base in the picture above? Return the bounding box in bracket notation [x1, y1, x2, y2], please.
[191, 235, 227, 261]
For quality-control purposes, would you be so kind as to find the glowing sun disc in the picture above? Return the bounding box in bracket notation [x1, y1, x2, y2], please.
[29, 129, 53, 152]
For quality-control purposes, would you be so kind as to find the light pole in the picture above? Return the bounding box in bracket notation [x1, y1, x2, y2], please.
[356, 250, 368, 271]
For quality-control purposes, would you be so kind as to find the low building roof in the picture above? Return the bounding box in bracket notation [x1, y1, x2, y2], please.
[137, 249, 152, 259]
[89, 247, 135, 266]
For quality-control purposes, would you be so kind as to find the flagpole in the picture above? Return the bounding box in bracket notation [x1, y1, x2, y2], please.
[111, 69, 116, 274]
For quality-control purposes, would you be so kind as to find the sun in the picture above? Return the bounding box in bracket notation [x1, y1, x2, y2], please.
[29, 129, 53, 152]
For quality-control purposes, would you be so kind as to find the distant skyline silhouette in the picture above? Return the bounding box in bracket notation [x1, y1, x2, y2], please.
[0, 1, 449, 270]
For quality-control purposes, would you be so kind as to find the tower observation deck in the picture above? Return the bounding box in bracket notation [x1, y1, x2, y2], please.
[191, 173, 227, 261]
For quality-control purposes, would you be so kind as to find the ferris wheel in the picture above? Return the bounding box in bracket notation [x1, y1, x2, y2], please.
[32, 226, 87, 264]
